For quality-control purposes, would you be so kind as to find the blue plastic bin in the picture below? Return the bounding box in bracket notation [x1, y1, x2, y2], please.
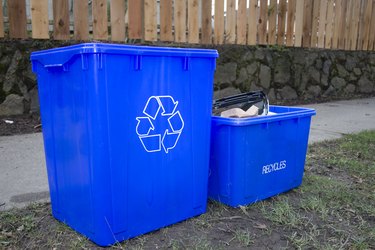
[31, 43, 218, 246]
[208, 106, 316, 207]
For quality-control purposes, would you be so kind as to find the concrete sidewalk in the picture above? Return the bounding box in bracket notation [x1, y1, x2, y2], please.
[1, 97, 375, 211]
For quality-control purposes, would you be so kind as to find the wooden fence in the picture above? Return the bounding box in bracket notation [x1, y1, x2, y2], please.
[1, 0, 375, 51]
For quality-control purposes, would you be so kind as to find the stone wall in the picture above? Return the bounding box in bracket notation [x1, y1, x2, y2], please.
[0, 40, 374, 116]
[0, 40, 76, 115]
[214, 46, 375, 102]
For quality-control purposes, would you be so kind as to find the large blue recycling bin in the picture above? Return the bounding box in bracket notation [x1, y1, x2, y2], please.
[208, 106, 316, 207]
[31, 43, 218, 246]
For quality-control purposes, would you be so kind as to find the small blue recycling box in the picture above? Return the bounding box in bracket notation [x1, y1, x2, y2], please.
[31, 43, 218, 246]
[208, 106, 316, 207]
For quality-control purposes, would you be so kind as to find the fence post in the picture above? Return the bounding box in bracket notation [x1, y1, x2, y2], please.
[9, 0, 27, 39]
[74, 0, 89, 40]
[201, 0, 212, 44]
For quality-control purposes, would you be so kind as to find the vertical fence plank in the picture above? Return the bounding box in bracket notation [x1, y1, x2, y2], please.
[160, 0, 173, 41]
[128, 0, 143, 39]
[225, 0, 236, 43]
[332, 0, 342, 49]
[317, 0, 327, 48]
[8, 0, 27, 38]
[248, 0, 258, 45]
[31, 0, 49, 39]
[325, 0, 334, 48]
[0, 0, 4, 38]
[349, 0, 361, 50]
[174, 0, 187, 42]
[302, 0, 313, 47]
[362, 0, 373, 50]
[53, 0, 70, 40]
[357, 0, 367, 50]
[188, 0, 199, 43]
[110, 0, 126, 41]
[277, 0, 287, 45]
[338, 0, 348, 49]
[214, 0, 224, 44]
[201, 0, 212, 44]
[74, 0, 89, 40]
[92, 0, 108, 40]
[236, 0, 247, 45]
[345, 0, 354, 50]
[268, 0, 277, 45]
[295, 0, 305, 47]
[258, 0, 268, 45]
[310, 0, 320, 47]
[144, 0, 157, 41]
[286, 0, 296, 46]
[369, 0, 375, 50]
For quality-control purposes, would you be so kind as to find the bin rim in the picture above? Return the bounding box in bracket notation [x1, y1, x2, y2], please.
[212, 105, 316, 126]
[31, 42, 219, 60]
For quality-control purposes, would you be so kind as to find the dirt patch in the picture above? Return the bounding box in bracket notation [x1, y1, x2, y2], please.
[0, 114, 41, 136]
[1, 132, 374, 249]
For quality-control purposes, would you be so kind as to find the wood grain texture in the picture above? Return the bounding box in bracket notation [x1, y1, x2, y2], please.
[188, 0, 199, 43]
[226, 0, 236, 43]
[128, 0, 143, 39]
[286, 0, 296, 46]
[258, 0, 268, 45]
[174, 0, 187, 43]
[8, 0, 27, 38]
[302, 0, 313, 47]
[268, 0, 277, 45]
[92, 0, 108, 40]
[236, 0, 247, 45]
[338, 0, 348, 49]
[332, 0, 342, 49]
[31, 0, 49, 39]
[349, 0, 361, 50]
[74, 0, 89, 40]
[0, 0, 4, 37]
[367, 0, 375, 50]
[345, 0, 354, 50]
[110, 0, 126, 41]
[53, 0, 70, 40]
[317, 0, 327, 48]
[248, 0, 258, 45]
[325, 0, 334, 48]
[201, 0, 212, 44]
[160, 0, 173, 41]
[310, 0, 320, 47]
[362, 0, 375, 50]
[357, 0, 367, 50]
[294, 0, 305, 47]
[214, 0, 224, 44]
[277, 0, 287, 45]
[144, 0, 157, 41]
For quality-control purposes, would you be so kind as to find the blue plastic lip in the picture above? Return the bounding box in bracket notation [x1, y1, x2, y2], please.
[212, 105, 316, 126]
[31, 42, 219, 60]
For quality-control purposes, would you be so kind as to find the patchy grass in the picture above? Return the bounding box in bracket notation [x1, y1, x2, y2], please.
[1, 131, 375, 249]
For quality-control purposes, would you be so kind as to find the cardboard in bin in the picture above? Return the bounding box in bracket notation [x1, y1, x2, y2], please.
[208, 100, 316, 207]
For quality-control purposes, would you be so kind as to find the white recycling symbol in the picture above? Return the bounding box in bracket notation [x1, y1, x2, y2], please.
[136, 96, 184, 153]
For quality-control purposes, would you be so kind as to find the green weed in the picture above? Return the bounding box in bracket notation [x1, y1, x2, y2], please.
[260, 197, 304, 228]
[234, 229, 254, 247]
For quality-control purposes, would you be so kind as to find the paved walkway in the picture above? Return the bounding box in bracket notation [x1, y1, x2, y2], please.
[1, 97, 375, 211]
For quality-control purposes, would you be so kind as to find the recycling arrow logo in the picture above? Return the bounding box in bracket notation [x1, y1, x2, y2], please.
[136, 96, 184, 153]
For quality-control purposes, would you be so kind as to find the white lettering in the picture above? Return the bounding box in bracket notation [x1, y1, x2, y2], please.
[262, 160, 287, 174]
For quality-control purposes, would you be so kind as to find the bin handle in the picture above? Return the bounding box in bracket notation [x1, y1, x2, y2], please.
[44, 63, 69, 71]
[44, 64, 64, 68]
